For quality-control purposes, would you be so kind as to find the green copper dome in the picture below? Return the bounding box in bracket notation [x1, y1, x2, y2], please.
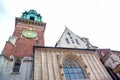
[21, 10, 42, 22]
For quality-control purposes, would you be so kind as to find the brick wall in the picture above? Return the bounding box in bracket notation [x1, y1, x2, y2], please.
[2, 20, 45, 58]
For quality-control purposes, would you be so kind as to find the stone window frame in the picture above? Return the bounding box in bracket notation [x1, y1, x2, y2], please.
[59, 53, 89, 80]
[63, 58, 86, 79]
[13, 59, 21, 73]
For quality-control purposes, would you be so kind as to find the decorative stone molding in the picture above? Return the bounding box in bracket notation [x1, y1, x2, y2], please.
[23, 57, 33, 62]
[59, 52, 89, 79]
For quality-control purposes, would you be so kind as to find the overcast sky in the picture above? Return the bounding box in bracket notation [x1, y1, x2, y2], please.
[0, 0, 120, 52]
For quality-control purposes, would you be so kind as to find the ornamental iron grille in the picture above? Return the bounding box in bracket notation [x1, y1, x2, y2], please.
[63, 58, 85, 80]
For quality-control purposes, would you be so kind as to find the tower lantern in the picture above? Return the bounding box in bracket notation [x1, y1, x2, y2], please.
[21, 10, 42, 22]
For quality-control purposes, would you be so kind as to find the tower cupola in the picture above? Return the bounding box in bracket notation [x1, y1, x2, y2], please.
[21, 10, 42, 22]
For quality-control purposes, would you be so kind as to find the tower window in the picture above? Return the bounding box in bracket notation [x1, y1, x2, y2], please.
[30, 16, 34, 21]
[67, 32, 71, 36]
[13, 60, 21, 72]
[67, 32, 72, 39]
[63, 58, 85, 80]
[65, 38, 70, 44]
[75, 39, 80, 45]
[67, 32, 74, 43]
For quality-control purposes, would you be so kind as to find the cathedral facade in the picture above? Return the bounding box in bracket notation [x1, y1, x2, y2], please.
[0, 10, 120, 80]
[33, 46, 112, 80]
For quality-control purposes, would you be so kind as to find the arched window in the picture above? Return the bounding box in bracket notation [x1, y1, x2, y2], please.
[63, 58, 85, 80]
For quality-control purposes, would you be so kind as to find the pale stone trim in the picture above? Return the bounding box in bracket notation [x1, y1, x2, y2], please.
[47, 51, 54, 80]
[51, 51, 56, 80]
[84, 53, 97, 80]
[23, 57, 32, 62]
[94, 52, 113, 80]
[91, 54, 103, 79]
[93, 53, 110, 79]
[59, 52, 89, 79]
[88, 53, 101, 79]
[56, 51, 62, 80]
[92, 54, 106, 78]
[81, 54, 91, 79]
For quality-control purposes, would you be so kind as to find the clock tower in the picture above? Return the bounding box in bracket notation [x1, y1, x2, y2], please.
[0, 10, 46, 80]
[2, 10, 46, 58]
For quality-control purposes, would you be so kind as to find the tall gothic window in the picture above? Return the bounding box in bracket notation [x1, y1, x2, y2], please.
[65, 38, 70, 44]
[75, 39, 80, 45]
[13, 60, 21, 72]
[63, 58, 85, 80]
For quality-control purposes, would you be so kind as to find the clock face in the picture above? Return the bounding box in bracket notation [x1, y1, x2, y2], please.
[22, 30, 37, 38]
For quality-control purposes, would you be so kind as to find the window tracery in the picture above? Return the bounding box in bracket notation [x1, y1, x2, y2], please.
[63, 58, 85, 80]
